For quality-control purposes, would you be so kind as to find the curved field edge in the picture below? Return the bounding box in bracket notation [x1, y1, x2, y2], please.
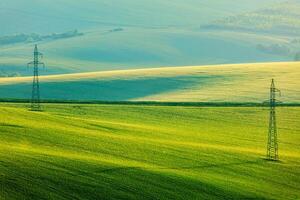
[0, 103, 299, 199]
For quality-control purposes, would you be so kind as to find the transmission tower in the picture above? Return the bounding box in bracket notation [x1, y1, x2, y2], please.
[27, 45, 45, 111]
[266, 79, 281, 161]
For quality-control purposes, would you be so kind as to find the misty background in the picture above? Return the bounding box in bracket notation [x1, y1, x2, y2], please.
[0, 0, 300, 77]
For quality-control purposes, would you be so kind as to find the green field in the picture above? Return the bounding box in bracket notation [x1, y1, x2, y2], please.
[1, 62, 299, 102]
[0, 103, 299, 199]
[1, 0, 288, 74]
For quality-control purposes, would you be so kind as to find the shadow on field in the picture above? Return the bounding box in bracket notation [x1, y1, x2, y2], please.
[91, 160, 267, 200]
[0, 76, 199, 101]
[158, 159, 263, 170]
[95, 160, 263, 173]
[0, 154, 268, 200]
[97, 166, 140, 174]
[0, 123, 25, 129]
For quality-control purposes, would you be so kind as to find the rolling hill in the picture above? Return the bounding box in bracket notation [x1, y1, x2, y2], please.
[202, 0, 300, 59]
[204, 0, 300, 35]
[0, 28, 288, 75]
[0, 103, 299, 199]
[0, 0, 285, 35]
[0, 62, 299, 102]
[0, 0, 293, 75]
[1, 1, 299, 199]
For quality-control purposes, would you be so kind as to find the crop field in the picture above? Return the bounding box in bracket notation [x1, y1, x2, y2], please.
[1, 1, 300, 200]
[0, 103, 299, 199]
[0, 62, 299, 102]
[1, 0, 290, 73]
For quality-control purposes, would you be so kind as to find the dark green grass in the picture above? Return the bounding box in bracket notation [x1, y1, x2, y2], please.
[0, 75, 207, 100]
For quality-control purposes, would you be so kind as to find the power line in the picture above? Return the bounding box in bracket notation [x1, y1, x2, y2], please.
[266, 79, 281, 161]
[27, 44, 45, 111]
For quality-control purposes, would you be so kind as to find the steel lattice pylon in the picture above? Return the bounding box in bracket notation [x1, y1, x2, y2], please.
[27, 45, 45, 111]
[267, 79, 281, 161]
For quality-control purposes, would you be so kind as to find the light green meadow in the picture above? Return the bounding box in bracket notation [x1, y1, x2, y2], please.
[0, 103, 299, 199]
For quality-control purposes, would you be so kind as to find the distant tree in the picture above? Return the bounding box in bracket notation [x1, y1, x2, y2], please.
[294, 52, 300, 61]
[257, 43, 290, 56]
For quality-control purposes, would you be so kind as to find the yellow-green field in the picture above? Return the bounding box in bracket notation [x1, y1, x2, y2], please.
[0, 62, 299, 102]
[0, 103, 299, 199]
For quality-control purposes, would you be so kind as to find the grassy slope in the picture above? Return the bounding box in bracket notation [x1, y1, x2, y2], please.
[0, 103, 299, 199]
[0, 62, 299, 102]
[200, 1, 300, 60]
[0, 0, 292, 74]
[0, 28, 286, 75]
[206, 0, 300, 34]
[0, 0, 284, 35]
